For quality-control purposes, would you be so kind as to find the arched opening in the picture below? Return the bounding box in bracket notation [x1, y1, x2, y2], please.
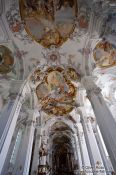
[48, 122, 79, 175]
[52, 136, 76, 175]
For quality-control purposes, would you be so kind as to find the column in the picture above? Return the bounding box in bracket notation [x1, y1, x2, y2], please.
[12, 110, 35, 175]
[1, 127, 19, 175]
[30, 128, 42, 175]
[74, 133, 83, 173]
[94, 125, 113, 174]
[0, 93, 23, 174]
[23, 117, 35, 175]
[0, 99, 15, 147]
[80, 109, 106, 175]
[82, 76, 116, 172]
[76, 122, 93, 175]
[0, 81, 30, 174]
[71, 139, 79, 171]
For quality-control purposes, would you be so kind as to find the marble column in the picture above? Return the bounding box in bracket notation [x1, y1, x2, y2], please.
[0, 99, 15, 149]
[30, 128, 42, 175]
[79, 109, 105, 175]
[82, 76, 116, 172]
[11, 111, 35, 175]
[0, 93, 23, 174]
[0, 80, 31, 174]
[1, 127, 19, 175]
[71, 139, 79, 170]
[76, 122, 92, 174]
[74, 133, 83, 173]
[23, 118, 35, 175]
[94, 125, 113, 174]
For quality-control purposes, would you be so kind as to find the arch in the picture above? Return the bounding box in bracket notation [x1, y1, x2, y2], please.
[41, 116, 78, 136]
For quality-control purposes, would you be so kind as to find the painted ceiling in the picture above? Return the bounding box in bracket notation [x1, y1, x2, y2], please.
[0, 45, 14, 74]
[93, 40, 116, 68]
[0, 0, 116, 120]
[20, 0, 78, 48]
[0, 0, 115, 80]
[35, 67, 78, 116]
[0, 2, 116, 174]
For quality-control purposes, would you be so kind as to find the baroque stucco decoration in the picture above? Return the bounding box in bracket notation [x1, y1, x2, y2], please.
[34, 67, 79, 116]
[0, 45, 14, 74]
[20, 0, 78, 48]
[93, 40, 116, 68]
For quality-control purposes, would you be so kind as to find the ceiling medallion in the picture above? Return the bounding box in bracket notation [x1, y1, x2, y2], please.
[36, 67, 79, 116]
[93, 40, 116, 68]
[0, 45, 14, 74]
[20, 0, 78, 48]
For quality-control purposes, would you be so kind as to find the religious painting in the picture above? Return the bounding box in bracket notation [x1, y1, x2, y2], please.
[36, 67, 77, 116]
[66, 67, 80, 81]
[93, 40, 116, 68]
[19, 0, 78, 47]
[51, 122, 71, 132]
[78, 15, 89, 29]
[78, 7, 89, 30]
[0, 45, 14, 74]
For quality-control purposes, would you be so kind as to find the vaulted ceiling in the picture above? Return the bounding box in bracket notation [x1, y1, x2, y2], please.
[0, 0, 116, 121]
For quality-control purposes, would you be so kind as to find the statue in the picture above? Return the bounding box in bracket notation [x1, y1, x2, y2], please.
[39, 144, 47, 157]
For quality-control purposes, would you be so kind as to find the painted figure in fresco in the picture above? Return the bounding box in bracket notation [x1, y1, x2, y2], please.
[44, 0, 54, 20]
[10, 20, 21, 33]
[0, 46, 14, 74]
[56, 0, 74, 10]
[100, 39, 112, 52]
[25, 0, 54, 20]
[20, 0, 77, 47]
[78, 15, 88, 28]
[25, 0, 39, 11]
[93, 39, 116, 68]
[36, 68, 76, 116]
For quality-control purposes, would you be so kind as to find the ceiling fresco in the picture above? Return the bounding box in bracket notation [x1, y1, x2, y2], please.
[50, 121, 72, 133]
[78, 13, 89, 29]
[0, 0, 115, 123]
[35, 67, 79, 116]
[19, 0, 78, 48]
[0, 45, 14, 74]
[1, 1, 116, 173]
[0, 42, 25, 80]
[3, 0, 90, 80]
[93, 40, 116, 68]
